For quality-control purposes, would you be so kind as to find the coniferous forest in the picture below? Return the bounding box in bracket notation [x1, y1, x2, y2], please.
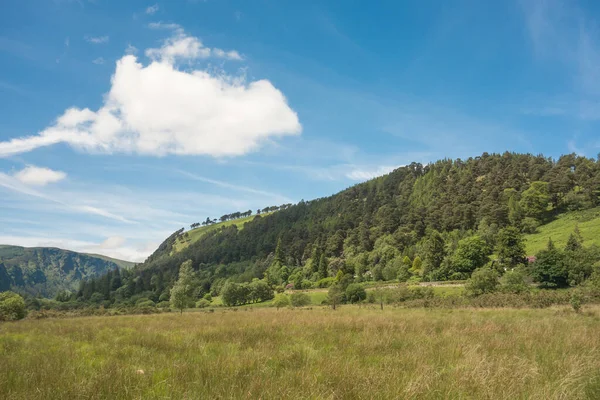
[68, 152, 600, 309]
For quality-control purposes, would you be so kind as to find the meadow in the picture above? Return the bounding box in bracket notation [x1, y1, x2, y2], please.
[2, 306, 600, 399]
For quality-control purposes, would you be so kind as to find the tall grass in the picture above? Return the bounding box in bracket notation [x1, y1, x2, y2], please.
[2, 307, 600, 399]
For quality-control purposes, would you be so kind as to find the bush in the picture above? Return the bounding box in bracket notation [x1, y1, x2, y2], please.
[0, 291, 27, 321]
[570, 292, 582, 313]
[345, 284, 367, 303]
[465, 268, 499, 297]
[136, 299, 156, 308]
[156, 301, 171, 309]
[500, 268, 530, 294]
[316, 277, 336, 288]
[196, 299, 211, 308]
[272, 293, 290, 309]
[290, 293, 311, 307]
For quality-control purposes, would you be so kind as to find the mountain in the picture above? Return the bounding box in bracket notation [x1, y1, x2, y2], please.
[0, 245, 135, 297]
[78, 152, 600, 303]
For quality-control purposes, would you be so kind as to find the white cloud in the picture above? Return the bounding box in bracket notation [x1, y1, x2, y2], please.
[145, 28, 243, 62]
[14, 166, 66, 186]
[148, 21, 182, 30]
[146, 4, 159, 15]
[125, 44, 138, 55]
[85, 35, 109, 44]
[92, 57, 105, 64]
[100, 235, 126, 249]
[0, 30, 300, 158]
[346, 166, 398, 181]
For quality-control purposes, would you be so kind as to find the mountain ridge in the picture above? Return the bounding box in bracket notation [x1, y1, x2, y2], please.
[0, 245, 134, 297]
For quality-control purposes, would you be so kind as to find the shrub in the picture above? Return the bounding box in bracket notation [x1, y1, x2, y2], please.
[570, 292, 582, 313]
[136, 300, 156, 308]
[203, 293, 212, 301]
[500, 268, 530, 294]
[0, 291, 27, 321]
[345, 284, 367, 303]
[156, 301, 171, 309]
[290, 293, 311, 307]
[316, 277, 336, 288]
[272, 293, 290, 309]
[465, 268, 499, 296]
[196, 299, 211, 308]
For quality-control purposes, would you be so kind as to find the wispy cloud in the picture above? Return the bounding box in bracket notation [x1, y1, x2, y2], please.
[521, 0, 600, 105]
[146, 4, 159, 15]
[85, 35, 109, 44]
[92, 57, 104, 64]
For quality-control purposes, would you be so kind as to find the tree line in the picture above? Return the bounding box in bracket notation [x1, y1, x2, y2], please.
[72, 152, 600, 308]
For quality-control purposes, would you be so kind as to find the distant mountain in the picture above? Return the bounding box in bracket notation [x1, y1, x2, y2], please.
[0, 245, 135, 297]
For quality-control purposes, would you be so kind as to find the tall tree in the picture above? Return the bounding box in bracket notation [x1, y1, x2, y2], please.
[170, 260, 196, 314]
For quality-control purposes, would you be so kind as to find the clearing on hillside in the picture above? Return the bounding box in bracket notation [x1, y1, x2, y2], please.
[524, 207, 600, 255]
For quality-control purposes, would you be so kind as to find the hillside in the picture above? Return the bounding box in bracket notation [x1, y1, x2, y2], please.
[524, 207, 600, 255]
[172, 214, 269, 253]
[0, 245, 134, 297]
[77, 152, 600, 305]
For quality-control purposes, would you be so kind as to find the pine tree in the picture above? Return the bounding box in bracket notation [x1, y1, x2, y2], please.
[318, 254, 328, 279]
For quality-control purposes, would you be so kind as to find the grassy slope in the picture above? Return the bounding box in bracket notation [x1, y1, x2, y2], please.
[172, 214, 270, 253]
[83, 254, 136, 269]
[3, 307, 600, 399]
[524, 207, 600, 255]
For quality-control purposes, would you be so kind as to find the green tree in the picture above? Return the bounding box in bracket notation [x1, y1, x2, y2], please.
[532, 239, 568, 288]
[421, 230, 446, 278]
[327, 285, 344, 310]
[170, 260, 196, 313]
[249, 280, 274, 303]
[451, 235, 491, 274]
[507, 191, 523, 227]
[565, 232, 582, 252]
[519, 181, 550, 221]
[345, 283, 366, 303]
[318, 254, 329, 280]
[272, 293, 290, 309]
[496, 227, 526, 267]
[0, 291, 26, 321]
[410, 256, 423, 276]
[499, 268, 530, 294]
[465, 268, 499, 296]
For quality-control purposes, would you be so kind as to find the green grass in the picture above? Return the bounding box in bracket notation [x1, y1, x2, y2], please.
[3, 307, 600, 399]
[172, 214, 270, 253]
[524, 207, 600, 255]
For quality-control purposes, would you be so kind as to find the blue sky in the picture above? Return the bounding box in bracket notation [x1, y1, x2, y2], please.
[1, 0, 599, 261]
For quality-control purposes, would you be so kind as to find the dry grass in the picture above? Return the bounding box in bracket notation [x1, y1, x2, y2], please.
[2, 306, 600, 399]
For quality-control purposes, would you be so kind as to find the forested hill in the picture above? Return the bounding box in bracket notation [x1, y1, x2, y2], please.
[0, 245, 134, 297]
[78, 152, 600, 303]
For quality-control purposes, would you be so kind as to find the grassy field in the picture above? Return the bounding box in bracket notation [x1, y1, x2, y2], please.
[524, 207, 600, 255]
[2, 307, 600, 399]
[172, 214, 270, 253]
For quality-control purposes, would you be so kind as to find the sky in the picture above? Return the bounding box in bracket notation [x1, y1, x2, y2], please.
[1, 0, 600, 262]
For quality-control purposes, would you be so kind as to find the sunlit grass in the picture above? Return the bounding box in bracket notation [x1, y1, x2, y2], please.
[172, 213, 271, 253]
[525, 207, 600, 255]
[2, 306, 600, 399]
